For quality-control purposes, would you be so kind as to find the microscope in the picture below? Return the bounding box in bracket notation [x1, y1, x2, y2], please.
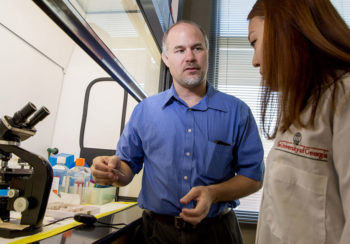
[0, 102, 53, 237]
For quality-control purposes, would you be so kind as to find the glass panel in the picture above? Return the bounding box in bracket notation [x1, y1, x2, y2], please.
[72, 0, 161, 96]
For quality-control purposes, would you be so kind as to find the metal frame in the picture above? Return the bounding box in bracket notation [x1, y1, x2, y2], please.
[33, 0, 147, 102]
[136, 0, 164, 52]
[137, 0, 174, 91]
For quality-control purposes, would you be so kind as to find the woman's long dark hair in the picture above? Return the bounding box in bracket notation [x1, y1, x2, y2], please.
[248, 0, 350, 139]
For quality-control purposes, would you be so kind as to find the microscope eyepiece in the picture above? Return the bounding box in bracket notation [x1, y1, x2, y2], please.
[0, 102, 50, 142]
[26, 107, 50, 128]
[12, 102, 37, 125]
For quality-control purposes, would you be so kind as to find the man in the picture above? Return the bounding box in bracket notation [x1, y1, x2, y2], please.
[91, 20, 264, 244]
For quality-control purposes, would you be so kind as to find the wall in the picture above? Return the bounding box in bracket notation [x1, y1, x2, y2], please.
[182, 0, 213, 36]
[241, 223, 257, 244]
[0, 0, 74, 157]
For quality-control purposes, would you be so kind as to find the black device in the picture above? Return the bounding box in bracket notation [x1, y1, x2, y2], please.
[73, 213, 127, 229]
[0, 102, 53, 238]
[74, 213, 97, 225]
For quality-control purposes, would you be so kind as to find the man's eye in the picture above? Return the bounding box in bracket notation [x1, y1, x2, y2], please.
[176, 49, 184, 53]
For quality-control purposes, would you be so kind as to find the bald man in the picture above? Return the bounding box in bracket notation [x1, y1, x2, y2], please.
[91, 20, 264, 244]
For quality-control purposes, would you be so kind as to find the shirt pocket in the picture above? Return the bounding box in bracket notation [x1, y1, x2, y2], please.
[199, 140, 234, 182]
[263, 162, 327, 244]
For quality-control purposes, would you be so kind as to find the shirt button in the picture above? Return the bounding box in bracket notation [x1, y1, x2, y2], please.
[184, 176, 188, 180]
[188, 128, 192, 133]
[186, 152, 190, 156]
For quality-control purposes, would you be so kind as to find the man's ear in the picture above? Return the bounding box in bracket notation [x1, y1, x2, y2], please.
[162, 53, 169, 67]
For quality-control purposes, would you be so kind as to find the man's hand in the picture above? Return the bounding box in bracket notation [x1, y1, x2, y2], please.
[178, 175, 262, 225]
[91, 155, 122, 185]
[179, 186, 216, 225]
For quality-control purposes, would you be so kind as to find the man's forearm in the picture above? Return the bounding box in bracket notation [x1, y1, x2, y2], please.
[207, 175, 262, 203]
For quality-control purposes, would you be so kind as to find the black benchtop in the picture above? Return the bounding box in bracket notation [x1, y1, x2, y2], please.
[38, 204, 143, 244]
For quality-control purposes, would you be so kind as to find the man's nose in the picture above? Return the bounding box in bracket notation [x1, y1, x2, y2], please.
[185, 49, 195, 61]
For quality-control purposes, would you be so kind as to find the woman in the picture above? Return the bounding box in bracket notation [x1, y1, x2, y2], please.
[247, 0, 350, 243]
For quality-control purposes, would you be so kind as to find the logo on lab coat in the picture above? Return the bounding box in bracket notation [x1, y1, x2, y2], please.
[276, 139, 328, 162]
[293, 132, 302, 145]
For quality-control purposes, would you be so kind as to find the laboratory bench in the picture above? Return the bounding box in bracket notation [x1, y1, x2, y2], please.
[1, 203, 143, 244]
[41, 204, 142, 244]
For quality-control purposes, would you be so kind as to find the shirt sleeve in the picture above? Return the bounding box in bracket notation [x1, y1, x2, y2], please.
[116, 104, 144, 174]
[235, 104, 265, 181]
[333, 81, 350, 244]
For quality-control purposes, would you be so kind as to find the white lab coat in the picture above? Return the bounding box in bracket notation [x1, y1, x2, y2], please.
[256, 74, 350, 244]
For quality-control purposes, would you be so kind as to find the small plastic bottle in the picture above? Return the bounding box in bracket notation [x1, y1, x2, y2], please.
[84, 162, 93, 184]
[52, 156, 69, 195]
[67, 158, 90, 201]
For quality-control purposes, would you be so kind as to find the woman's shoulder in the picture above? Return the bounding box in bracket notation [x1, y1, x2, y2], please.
[334, 72, 350, 111]
[339, 72, 350, 87]
[331, 72, 350, 97]
[323, 71, 350, 98]
[318, 72, 350, 117]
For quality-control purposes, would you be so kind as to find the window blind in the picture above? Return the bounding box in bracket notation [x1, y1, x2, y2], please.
[209, 0, 350, 220]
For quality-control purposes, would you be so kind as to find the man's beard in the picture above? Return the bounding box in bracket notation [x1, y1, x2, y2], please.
[183, 75, 204, 87]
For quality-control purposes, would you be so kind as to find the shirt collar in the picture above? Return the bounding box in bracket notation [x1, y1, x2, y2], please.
[162, 82, 228, 112]
[162, 85, 179, 108]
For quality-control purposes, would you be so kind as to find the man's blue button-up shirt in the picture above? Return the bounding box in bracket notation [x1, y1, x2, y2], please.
[117, 83, 264, 217]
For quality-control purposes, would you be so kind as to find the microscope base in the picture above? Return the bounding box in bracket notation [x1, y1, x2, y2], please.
[0, 224, 42, 238]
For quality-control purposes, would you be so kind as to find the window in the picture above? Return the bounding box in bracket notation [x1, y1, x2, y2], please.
[73, 0, 162, 96]
[210, 0, 350, 219]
